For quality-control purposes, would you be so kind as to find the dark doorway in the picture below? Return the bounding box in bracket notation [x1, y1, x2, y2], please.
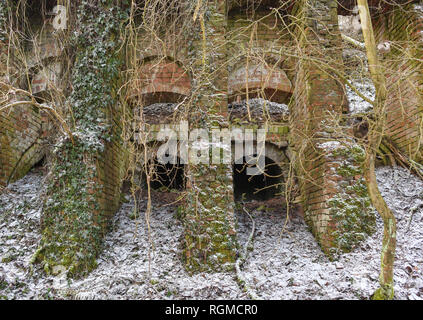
[148, 158, 185, 191]
[233, 156, 283, 201]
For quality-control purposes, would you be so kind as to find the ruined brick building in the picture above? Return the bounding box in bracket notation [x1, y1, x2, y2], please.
[0, 0, 422, 275]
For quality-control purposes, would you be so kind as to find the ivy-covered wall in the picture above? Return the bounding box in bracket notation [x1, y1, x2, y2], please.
[36, 0, 128, 277]
[182, 0, 238, 272]
[2, 0, 419, 276]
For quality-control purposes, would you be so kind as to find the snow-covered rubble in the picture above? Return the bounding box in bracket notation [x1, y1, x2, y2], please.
[0, 165, 422, 300]
[135, 103, 182, 123]
[229, 98, 289, 122]
[142, 103, 178, 116]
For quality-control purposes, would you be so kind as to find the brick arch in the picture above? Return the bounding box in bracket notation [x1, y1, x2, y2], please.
[130, 56, 191, 105]
[231, 141, 289, 168]
[133, 140, 186, 190]
[228, 58, 293, 104]
[231, 141, 289, 201]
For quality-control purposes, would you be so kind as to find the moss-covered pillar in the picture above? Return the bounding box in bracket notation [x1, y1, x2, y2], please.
[182, 0, 237, 272]
[290, 0, 374, 255]
[37, 1, 128, 277]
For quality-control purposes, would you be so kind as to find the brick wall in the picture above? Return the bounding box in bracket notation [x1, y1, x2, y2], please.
[3, 1, 415, 269]
[1, 20, 65, 188]
[227, 7, 294, 103]
[0, 26, 46, 187]
[95, 105, 128, 220]
[0, 98, 45, 187]
[374, 4, 423, 163]
[136, 59, 191, 99]
[290, 0, 372, 253]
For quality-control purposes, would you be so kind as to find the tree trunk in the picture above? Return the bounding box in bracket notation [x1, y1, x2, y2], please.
[364, 150, 396, 299]
[357, 0, 397, 300]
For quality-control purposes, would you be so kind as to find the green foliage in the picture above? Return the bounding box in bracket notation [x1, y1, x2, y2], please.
[328, 144, 376, 255]
[40, 140, 103, 276]
[0, 2, 7, 43]
[70, 1, 128, 151]
[38, 2, 128, 277]
[182, 165, 237, 273]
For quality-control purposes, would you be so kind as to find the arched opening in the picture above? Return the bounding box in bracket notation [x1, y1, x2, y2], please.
[144, 157, 186, 191]
[228, 0, 293, 19]
[20, 0, 58, 27]
[228, 60, 292, 123]
[129, 56, 190, 196]
[130, 57, 191, 124]
[228, 62, 293, 105]
[233, 155, 283, 201]
[131, 57, 191, 101]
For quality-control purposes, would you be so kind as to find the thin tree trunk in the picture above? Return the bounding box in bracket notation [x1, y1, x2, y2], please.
[364, 150, 396, 299]
[357, 0, 397, 300]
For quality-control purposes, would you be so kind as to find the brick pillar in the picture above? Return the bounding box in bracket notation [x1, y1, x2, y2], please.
[373, 4, 423, 163]
[183, 0, 237, 272]
[290, 0, 374, 255]
[38, 2, 128, 277]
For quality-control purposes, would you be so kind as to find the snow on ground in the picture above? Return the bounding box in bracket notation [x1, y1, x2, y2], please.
[239, 166, 423, 300]
[0, 165, 422, 300]
[345, 78, 375, 115]
[0, 169, 47, 299]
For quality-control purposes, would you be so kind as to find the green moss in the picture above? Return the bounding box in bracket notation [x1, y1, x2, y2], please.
[182, 164, 237, 273]
[328, 144, 376, 255]
[37, 2, 128, 278]
[372, 285, 394, 300]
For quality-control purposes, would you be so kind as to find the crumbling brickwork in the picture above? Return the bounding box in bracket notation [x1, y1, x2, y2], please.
[290, 0, 374, 253]
[1, 0, 422, 275]
[0, 6, 46, 187]
[374, 3, 423, 162]
[0, 99, 45, 187]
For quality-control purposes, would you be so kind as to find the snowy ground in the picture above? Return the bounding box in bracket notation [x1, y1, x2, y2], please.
[0, 165, 422, 300]
[345, 78, 375, 114]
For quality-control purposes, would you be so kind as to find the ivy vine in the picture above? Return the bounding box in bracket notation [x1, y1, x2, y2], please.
[38, 1, 128, 277]
[0, 2, 7, 43]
